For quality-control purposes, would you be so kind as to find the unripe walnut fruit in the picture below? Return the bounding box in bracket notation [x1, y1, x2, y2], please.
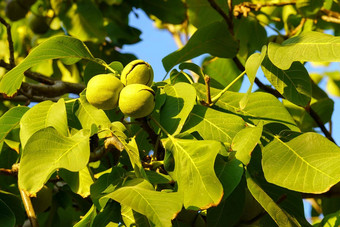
[5, 0, 28, 21]
[86, 74, 124, 110]
[121, 60, 154, 86]
[119, 84, 155, 118]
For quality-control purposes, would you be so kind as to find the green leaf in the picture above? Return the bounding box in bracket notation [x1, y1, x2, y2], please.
[182, 105, 246, 144]
[20, 99, 68, 148]
[59, 166, 94, 198]
[18, 127, 90, 195]
[268, 31, 340, 70]
[75, 91, 112, 131]
[240, 45, 267, 109]
[141, 0, 186, 24]
[0, 106, 29, 143]
[162, 21, 238, 72]
[121, 204, 151, 227]
[61, 0, 106, 42]
[296, 0, 323, 18]
[232, 122, 263, 165]
[246, 172, 302, 227]
[215, 156, 244, 200]
[194, 84, 299, 132]
[262, 132, 340, 193]
[202, 57, 242, 90]
[160, 83, 196, 135]
[261, 57, 312, 107]
[104, 179, 182, 227]
[186, 0, 228, 28]
[179, 62, 204, 79]
[319, 210, 340, 227]
[163, 138, 223, 209]
[0, 199, 15, 227]
[0, 36, 100, 96]
[93, 201, 121, 227]
[74, 205, 96, 227]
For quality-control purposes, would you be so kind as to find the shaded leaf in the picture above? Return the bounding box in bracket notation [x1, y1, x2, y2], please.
[0, 36, 101, 96]
[18, 127, 90, 195]
[0, 199, 15, 227]
[182, 105, 246, 144]
[163, 137, 223, 209]
[74, 205, 96, 227]
[261, 57, 311, 107]
[160, 83, 196, 135]
[20, 99, 68, 148]
[262, 132, 340, 193]
[0, 106, 29, 143]
[268, 31, 340, 70]
[232, 122, 263, 165]
[319, 210, 340, 227]
[162, 21, 238, 72]
[246, 172, 302, 227]
[104, 179, 182, 227]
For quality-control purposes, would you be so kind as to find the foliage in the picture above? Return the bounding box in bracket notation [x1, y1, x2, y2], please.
[0, 0, 340, 226]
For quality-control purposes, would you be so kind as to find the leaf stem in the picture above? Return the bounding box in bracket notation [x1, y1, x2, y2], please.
[19, 188, 39, 227]
[150, 116, 171, 138]
[211, 71, 246, 104]
[204, 75, 212, 105]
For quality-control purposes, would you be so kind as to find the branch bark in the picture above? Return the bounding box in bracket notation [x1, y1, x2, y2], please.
[19, 189, 39, 227]
[0, 17, 15, 67]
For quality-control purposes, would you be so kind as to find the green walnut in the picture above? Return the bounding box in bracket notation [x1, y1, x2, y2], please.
[119, 84, 155, 118]
[121, 60, 154, 86]
[5, 0, 28, 21]
[28, 14, 50, 34]
[86, 74, 124, 110]
[18, 0, 36, 9]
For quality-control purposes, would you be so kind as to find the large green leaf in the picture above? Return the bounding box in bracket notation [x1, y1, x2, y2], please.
[268, 31, 340, 70]
[162, 21, 238, 72]
[160, 83, 196, 135]
[261, 57, 311, 107]
[0, 106, 29, 143]
[75, 91, 112, 131]
[246, 172, 302, 227]
[141, 0, 186, 24]
[61, 0, 106, 42]
[104, 179, 182, 227]
[181, 105, 245, 144]
[0, 199, 15, 227]
[163, 137, 223, 209]
[0, 36, 101, 96]
[186, 0, 227, 28]
[232, 122, 263, 166]
[74, 205, 96, 227]
[18, 127, 90, 195]
[262, 132, 340, 193]
[195, 84, 299, 131]
[20, 99, 68, 148]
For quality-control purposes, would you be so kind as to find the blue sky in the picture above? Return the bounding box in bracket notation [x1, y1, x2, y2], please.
[121, 9, 340, 145]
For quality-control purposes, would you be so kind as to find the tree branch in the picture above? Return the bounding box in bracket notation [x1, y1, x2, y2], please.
[0, 17, 15, 67]
[207, 0, 234, 35]
[233, 1, 297, 17]
[19, 188, 39, 227]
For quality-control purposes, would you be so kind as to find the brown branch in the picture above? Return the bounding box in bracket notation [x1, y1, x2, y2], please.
[21, 81, 85, 98]
[207, 0, 234, 35]
[19, 189, 39, 227]
[136, 118, 165, 160]
[232, 57, 336, 144]
[233, 1, 297, 18]
[0, 168, 16, 175]
[0, 17, 15, 67]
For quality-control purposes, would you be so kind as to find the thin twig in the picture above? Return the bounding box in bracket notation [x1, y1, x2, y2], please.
[19, 188, 39, 227]
[0, 17, 15, 67]
[207, 0, 234, 35]
[289, 17, 307, 36]
[0, 168, 16, 175]
[204, 75, 212, 105]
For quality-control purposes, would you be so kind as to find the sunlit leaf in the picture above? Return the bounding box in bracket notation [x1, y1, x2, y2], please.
[20, 99, 68, 148]
[0, 106, 28, 143]
[104, 179, 182, 227]
[0, 36, 102, 96]
[163, 137, 223, 209]
[18, 127, 90, 195]
[262, 132, 340, 193]
[73, 205, 96, 227]
[261, 58, 311, 107]
[182, 105, 245, 143]
[160, 83, 196, 135]
[268, 31, 340, 70]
